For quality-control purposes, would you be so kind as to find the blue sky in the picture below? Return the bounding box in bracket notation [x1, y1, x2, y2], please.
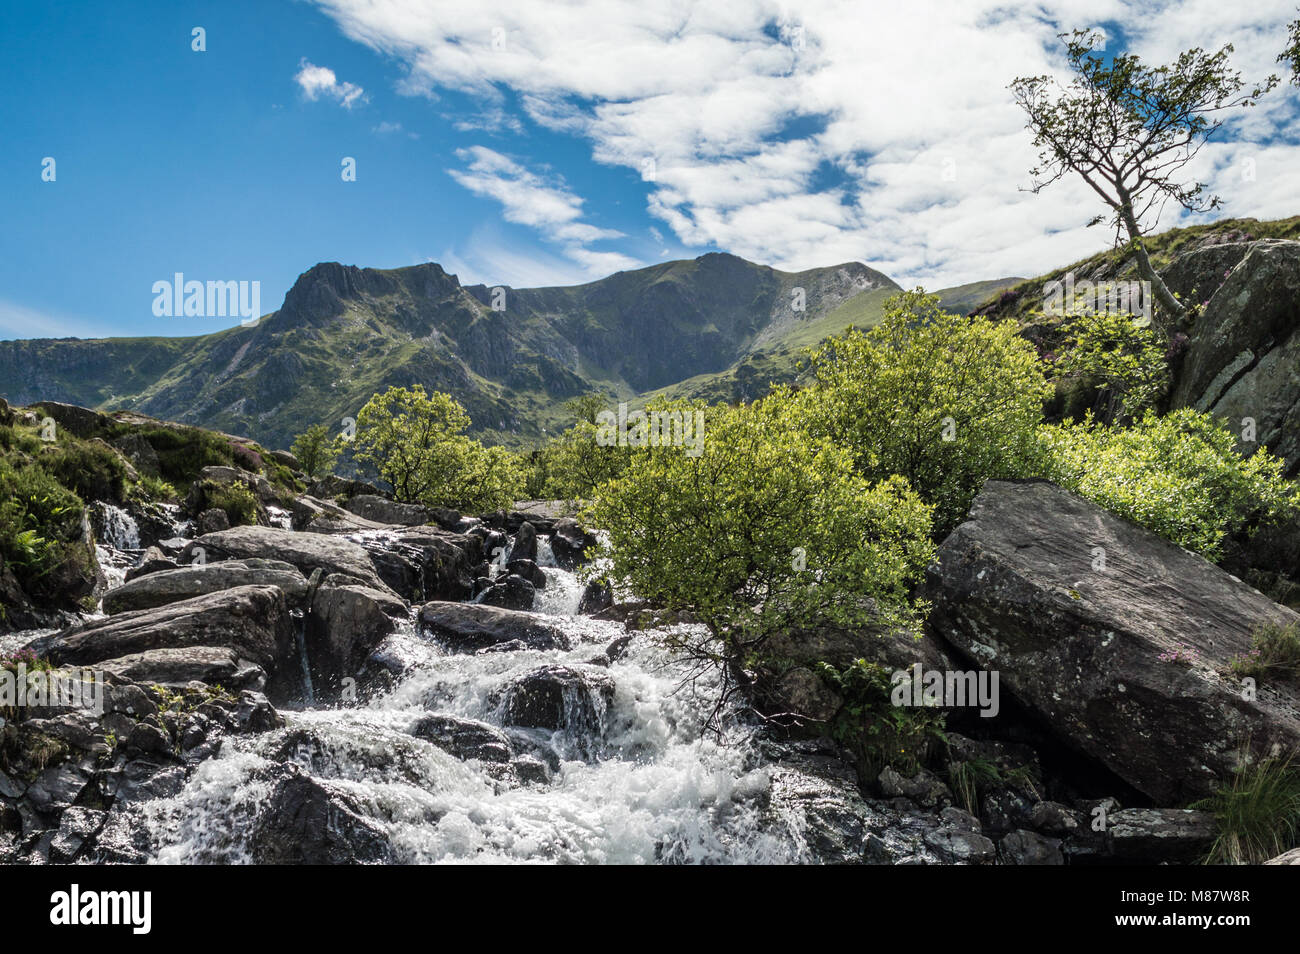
[2, 0, 1297, 339]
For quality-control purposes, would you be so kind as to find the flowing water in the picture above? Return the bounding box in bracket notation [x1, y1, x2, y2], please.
[102, 555, 815, 864]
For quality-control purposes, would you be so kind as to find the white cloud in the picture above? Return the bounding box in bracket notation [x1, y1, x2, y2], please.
[294, 58, 368, 109]
[0, 300, 104, 340]
[448, 146, 639, 276]
[311, 0, 1300, 286]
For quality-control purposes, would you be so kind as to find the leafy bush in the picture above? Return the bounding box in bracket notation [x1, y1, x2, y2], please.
[796, 290, 1052, 536]
[0, 459, 87, 591]
[131, 473, 178, 503]
[541, 420, 633, 500]
[1035, 409, 1299, 558]
[587, 394, 935, 693]
[351, 385, 523, 512]
[197, 480, 260, 527]
[817, 659, 947, 778]
[290, 423, 339, 479]
[1052, 310, 1170, 422]
[118, 425, 235, 485]
[40, 439, 129, 505]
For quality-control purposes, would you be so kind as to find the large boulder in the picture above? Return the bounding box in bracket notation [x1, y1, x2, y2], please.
[409, 714, 514, 763]
[181, 525, 399, 599]
[103, 558, 309, 614]
[28, 585, 298, 696]
[478, 573, 536, 610]
[97, 646, 266, 690]
[550, 517, 597, 570]
[499, 665, 616, 733]
[511, 521, 539, 563]
[342, 494, 432, 527]
[305, 575, 405, 692]
[926, 479, 1300, 803]
[417, 602, 570, 653]
[1168, 239, 1300, 476]
[250, 769, 391, 864]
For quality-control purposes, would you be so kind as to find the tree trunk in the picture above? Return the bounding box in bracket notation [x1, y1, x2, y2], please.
[1116, 196, 1186, 328]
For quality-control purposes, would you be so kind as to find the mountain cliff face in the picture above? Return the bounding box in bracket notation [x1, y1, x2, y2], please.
[0, 253, 899, 450]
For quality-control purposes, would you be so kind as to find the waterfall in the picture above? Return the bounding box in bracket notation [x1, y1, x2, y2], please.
[93, 503, 140, 550]
[90, 534, 826, 864]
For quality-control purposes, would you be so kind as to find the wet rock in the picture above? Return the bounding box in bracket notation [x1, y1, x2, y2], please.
[500, 665, 616, 733]
[1106, 808, 1217, 863]
[926, 478, 1300, 803]
[578, 578, 614, 616]
[250, 769, 391, 864]
[104, 558, 309, 614]
[921, 809, 998, 864]
[507, 558, 546, 589]
[124, 547, 179, 582]
[306, 476, 384, 502]
[410, 714, 514, 763]
[603, 634, 633, 663]
[30, 585, 297, 697]
[1265, 847, 1300, 865]
[877, 766, 953, 809]
[48, 807, 106, 863]
[183, 525, 399, 599]
[306, 576, 405, 692]
[1000, 829, 1064, 865]
[550, 517, 597, 570]
[1028, 800, 1082, 835]
[99, 646, 266, 690]
[478, 574, 536, 610]
[418, 602, 571, 653]
[342, 494, 433, 526]
[511, 755, 551, 785]
[512, 521, 538, 563]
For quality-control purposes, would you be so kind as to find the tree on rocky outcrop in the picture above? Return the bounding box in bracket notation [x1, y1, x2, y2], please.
[1012, 30, 1277, 324]
[290, 424, 338, 479]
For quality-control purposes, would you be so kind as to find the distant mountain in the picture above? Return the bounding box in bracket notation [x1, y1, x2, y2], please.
[0, 252, 1011, 450]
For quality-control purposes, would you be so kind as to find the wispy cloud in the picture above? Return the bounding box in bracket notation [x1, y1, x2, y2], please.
[294, 58, 367, 109]
[0, 299, 104, 340]
[312, 0, 1299, 286]
[448, 146, 640, 276]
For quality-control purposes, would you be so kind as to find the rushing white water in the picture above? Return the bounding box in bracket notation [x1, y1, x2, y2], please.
[94, 503, 140, 549]
[126, 558, 814, 865]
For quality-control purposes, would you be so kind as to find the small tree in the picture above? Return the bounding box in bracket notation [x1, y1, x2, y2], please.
[290, 423, 338, 479]
[1053, 310, 1170, 423]
[795, 290, 1051, 536]
[588, 395, 934, 720]
[351, 385, 521, 511]
[563, 392, 606, 426]
[1012, 31, 1277, 324]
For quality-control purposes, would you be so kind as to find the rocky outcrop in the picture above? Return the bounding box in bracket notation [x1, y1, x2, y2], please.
[305, 575, 405, 692]
[417, 601, 570, 653]
[926, 479, 1300, 803]
[409, 714, 514, 763]
[550, 517, 596, 570]
[181, 525, 399, 599]
[249, 769, 391, 864]
[29, 585, 298, 699]
[498, 665, 616, 733]
[103, 558, 309, 614]
[1167, 239, 1300, 475]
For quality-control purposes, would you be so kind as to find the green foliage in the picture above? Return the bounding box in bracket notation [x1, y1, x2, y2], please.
[1193, 753, 1300, 864]
[1230, 621, 1300, 685]
[351, 385, 523, 511]
[817, 660, 947, 778]
[1281, 16, 1300, 85]
[290, 423, 338, 479]
[796, 290, 1051, 536]
[131, 473, 178, 503]
[1053, 311, 1170, 422]
[587, 393, 935, 683]
[40, 439, 129, 505]
[563, 392, 607, 426]
[198, 480, 260, 527]
[118, 425, 235, 485]
[0, 459, 86, 590]
[541, 421, 634, 501]
[1035, 409, 1299, 558]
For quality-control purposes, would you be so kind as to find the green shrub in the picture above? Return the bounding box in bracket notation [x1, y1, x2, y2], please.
[1230, 621, 1300, 685]
[1193, 753, 1300, 864]
[1035, 409, 1299, 558]
[541, 420, 633, 500]
[795, 290, 1052, 536]
[290, 424, 339, 479]
[817, 659, 947, 778]
[40, 440, 129, 504]
[198, 481, 259, 527]
[1052, 310, 1170, 423]
[115, 425, 234, 485]
[131, 473, 178, 502]
[0, 459, 87, 591]
[587, 394, 935, 689]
